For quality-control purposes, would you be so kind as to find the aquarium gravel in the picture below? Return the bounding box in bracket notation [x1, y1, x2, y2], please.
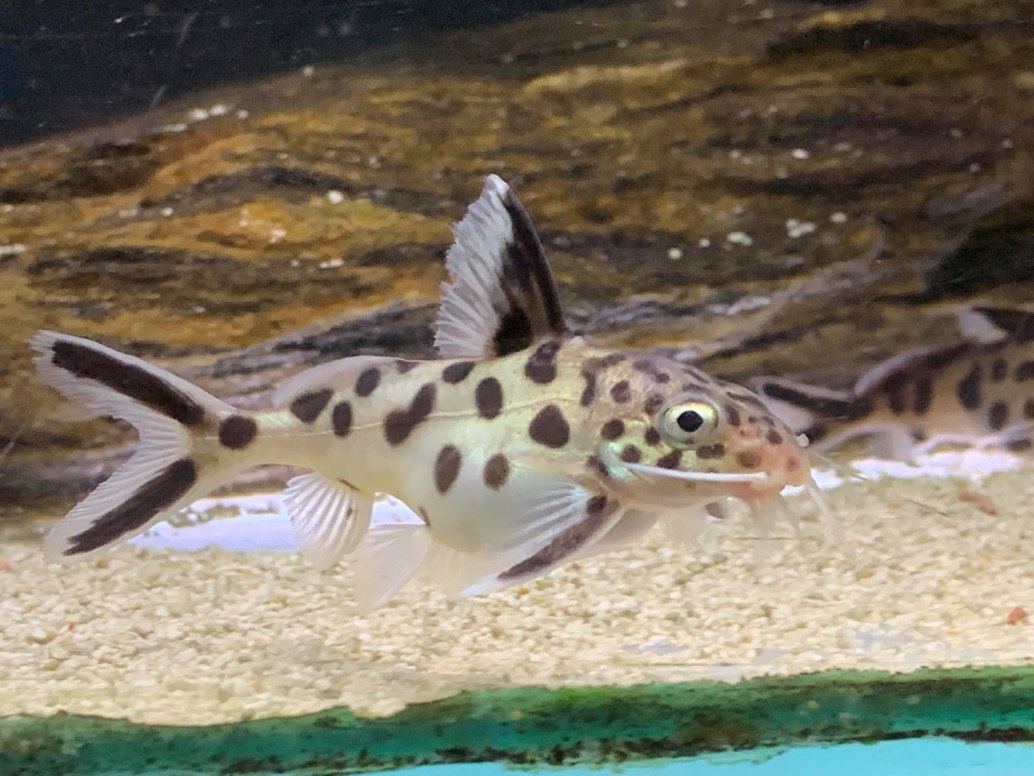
[2, 466, 1032, 725]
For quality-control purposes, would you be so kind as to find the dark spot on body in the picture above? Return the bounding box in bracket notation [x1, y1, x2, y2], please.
[587, 494, 608, 516]
[1016, 361, 1034, 382]
[632, 358, 670, 384]
[620, 445, 641, 463]
[956, 364, 982, 410]
[883, 373, 909, 415]
[644, 394, 664, 414]
[291, 389, 332, 423]
[332, 401, 352, 437]
[913, 376, 933, 415]
[600, 419, 624, 440]
[1006, 438, 1032, 453]
[355, 367, 381, 397]
[584, 353, 625, 372]
[579, 371, 597, 406]
[483, 454, 510, 489]
[737, 450, 762, 468]
[395, 359, 418, 374]
[696, 443, 726, 460]
[991, 358, 1008, 382]
[725, 404, 741, 427]
[1026, 398, 1034, 419]
[655, 450, 682, 469]
[528, 404, 570, 448]
[587, 455, 609, 479]
[610, 380, 631, 404]
[384, 383, 436, 445]
[434, 445, 462, 494]
[442, 361, 475, 384]
[988, 400, 1009, 431]
[475, 377, 503, 419]
[644, 427, 661, 446]
[218, 415, 257, 449]
[765, 429, 783, 445]
[524, 340, 561, 384]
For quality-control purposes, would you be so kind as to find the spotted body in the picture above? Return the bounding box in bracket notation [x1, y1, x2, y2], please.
[33, 175, 817, 610]
[752, 307, 1034, 459]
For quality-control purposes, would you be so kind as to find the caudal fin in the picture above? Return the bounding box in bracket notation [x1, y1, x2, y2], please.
[32, 330, 252, 563]
[749, 376, 876, 452]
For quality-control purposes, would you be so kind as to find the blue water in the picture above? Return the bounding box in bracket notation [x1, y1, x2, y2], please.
[378, 739, 1034, 775]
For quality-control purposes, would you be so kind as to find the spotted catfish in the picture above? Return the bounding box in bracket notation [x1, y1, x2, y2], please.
[33, 174, 821, 611]
[751, 307, 1034, 459]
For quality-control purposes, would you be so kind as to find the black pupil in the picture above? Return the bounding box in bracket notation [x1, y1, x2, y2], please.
[676, 410, 704, 433]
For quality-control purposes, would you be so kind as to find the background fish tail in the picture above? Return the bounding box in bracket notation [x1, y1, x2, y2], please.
[32, 331, 259, 563]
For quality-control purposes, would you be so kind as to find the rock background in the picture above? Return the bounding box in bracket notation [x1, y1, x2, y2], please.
[1, 0, 1032, 517]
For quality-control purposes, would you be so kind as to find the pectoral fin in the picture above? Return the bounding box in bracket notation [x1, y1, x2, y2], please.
[459, 491, 625, 596]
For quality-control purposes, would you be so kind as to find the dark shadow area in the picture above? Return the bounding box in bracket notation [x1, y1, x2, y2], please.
[0, 0, 613, 147]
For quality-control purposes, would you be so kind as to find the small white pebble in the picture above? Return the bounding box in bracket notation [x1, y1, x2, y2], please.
[326, 190, 345, 204]
[667, 247, 683, 260]
[726, 231, 753, 246]
[160, 207, 174, 217]
[791, 148, 810, 160]
[785, 218, 817, 239]
[698, 238, 711, 248]
[0, 243, 26, 258]
[208, 104, 230, 117]
[236, 109, 250, 120]
[319, 258, 344, 269]
[188, 108, 209, 122]
[829, 212, 847, 224]
[302, 65, 316, 78]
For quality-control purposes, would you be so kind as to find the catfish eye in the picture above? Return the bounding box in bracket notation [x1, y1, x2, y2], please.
[677, 410, 703, 432]
[658, 400, 719, 446]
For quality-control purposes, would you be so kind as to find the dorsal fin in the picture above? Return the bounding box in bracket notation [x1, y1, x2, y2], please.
[966, 306, 1034, 344]
[433, 174, 570, 358]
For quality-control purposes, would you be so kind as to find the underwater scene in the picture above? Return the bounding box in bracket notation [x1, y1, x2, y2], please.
[1, 0, 1033, 773]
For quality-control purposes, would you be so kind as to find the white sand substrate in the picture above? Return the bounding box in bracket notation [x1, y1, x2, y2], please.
[2, 456, 1032, 726]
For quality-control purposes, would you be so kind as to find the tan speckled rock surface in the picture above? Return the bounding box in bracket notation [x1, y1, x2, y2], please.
[1, 0, 1033, 513]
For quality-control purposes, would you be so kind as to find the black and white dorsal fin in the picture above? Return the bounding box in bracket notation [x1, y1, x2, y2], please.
[964, 306, 1034, 344]
[434, 174, 570, 359]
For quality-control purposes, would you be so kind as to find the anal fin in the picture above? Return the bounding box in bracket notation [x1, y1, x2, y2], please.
[283, 473, 372, 570]
[353, 523, 433, 613]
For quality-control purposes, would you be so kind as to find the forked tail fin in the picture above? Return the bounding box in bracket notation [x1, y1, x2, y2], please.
[748, 376, 873, 451]
[32, 331, 256, 563]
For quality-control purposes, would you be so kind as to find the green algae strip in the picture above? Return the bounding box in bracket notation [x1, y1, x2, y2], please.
[3, 667, 1034, 775]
